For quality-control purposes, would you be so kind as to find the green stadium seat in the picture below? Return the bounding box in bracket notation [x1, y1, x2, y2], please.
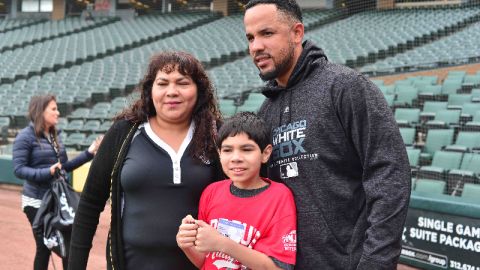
[425, 109, 461, 129]
[448, 153, 480, 195]
[420, 129, 454, 161]
[68, 108, 90, 120]
[0, 117, 10, 143]
[384, 94, 395, 107]
[98, 120, 112, 133]
[460, 103, 480, 120]
[64, 119, 84, 134]
[82, 120, 101, 134]
[63, 132, 86, 151]
[447, 94, 472, 110]
[394, 87, 418, 107]
[445, 132, 480, 152]
[395, 108, 420, 127]
[414, 179, 446, 195]
[218, 99, 237, 117]
[418, 151, 463, 180]
[461, 183, 480, 201]
[399, 128, 416, 146]
[465, 111, 480, 131]
[421, 101, 447, 121]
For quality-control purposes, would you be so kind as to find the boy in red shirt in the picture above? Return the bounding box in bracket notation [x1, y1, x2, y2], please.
[177, 112, 296, 270]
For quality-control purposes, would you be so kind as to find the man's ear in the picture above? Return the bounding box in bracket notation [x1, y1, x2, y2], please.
[261, 144, 273, 163]
[292, 22, 304, 44]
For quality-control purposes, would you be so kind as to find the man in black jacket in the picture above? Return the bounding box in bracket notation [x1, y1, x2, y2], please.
[243, 1, 411, 269]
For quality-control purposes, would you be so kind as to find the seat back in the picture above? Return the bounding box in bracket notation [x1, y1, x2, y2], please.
[423, 129, 454, 155]
[462, 183, 480, 200]
[430, 151, 463, 171]
[415, 179, 446, 194]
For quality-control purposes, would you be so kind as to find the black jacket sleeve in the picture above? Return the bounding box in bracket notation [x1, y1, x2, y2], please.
[68, 121, 130, 270]
[335, 74, 411, 270]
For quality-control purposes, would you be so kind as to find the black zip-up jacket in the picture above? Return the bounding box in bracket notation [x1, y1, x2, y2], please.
[258, 40, 411, 270]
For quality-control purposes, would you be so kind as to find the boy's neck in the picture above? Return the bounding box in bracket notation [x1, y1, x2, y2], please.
[230, 179, 270, 198]
[232, 177, 268, 190]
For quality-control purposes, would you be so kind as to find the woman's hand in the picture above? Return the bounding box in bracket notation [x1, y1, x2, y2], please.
[177, 215, 199, 249]
[49, 162, 62, 176]
[88, 135, 104, 155]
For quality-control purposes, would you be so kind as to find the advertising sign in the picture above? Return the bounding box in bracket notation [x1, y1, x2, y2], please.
[401, 208, 480, 270]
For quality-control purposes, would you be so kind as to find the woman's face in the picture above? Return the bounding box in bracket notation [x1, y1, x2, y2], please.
[151, 68, 198, 125]
[43, 100, 59, 130]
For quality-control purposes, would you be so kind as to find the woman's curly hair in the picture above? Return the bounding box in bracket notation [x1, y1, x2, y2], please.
[116, 51, 221, 159]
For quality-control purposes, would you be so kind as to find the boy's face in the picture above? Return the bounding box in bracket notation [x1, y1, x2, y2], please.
[219, 133, 272, 189]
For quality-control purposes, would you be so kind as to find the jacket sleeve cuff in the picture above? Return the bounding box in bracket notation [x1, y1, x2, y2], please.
[84, 150, 94, 160]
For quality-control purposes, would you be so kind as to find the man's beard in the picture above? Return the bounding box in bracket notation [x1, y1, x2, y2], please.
[257, 43, 295, 82]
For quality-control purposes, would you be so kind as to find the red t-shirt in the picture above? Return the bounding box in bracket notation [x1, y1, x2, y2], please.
[198, 178, 297, 269]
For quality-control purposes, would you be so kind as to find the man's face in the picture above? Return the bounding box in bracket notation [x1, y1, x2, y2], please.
[244, 4, 296, 82]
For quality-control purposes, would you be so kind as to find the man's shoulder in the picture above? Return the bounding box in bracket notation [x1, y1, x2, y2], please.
[310, 61, 376, 94]
[315, 61, 362, 82]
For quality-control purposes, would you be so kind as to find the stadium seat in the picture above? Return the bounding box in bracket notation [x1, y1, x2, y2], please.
[460, 103, 480, 120]
[394, 86, 418, 107]
[414, 179, 446, 195]
[425, 109, 461, 129]
[64, 119, 84, 134]
[447, 94, 472, 110]
[395, 108, 420, 127]
[218, 99, 237, 117]
[81, 120, 101, 134]
[420, 101, 447, 121]
[399, 128, 416, 146]
[444, 131, 480, 152]
[447, 153, 480, 195]
[0, 117, 10, 143]
[98, 120, 112, 133]
[418, 151, 463, 180]
[465, 111, 480, 131]
[461, 183, 480, 201]
[406, 147, 421, 177]
[420, 129, 454, 162]
[64, 132, 86, 150]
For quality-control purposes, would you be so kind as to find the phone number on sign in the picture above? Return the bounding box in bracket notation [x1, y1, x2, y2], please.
[450, 260, 480, 270]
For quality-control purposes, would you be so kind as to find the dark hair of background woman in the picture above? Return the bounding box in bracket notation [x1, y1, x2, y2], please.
[28, 94, 59, 143]
[116, 51, 221, 159]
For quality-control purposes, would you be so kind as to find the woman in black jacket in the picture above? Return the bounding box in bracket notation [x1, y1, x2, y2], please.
[13, 94, 101, 270]
[68, 51, 224, 270]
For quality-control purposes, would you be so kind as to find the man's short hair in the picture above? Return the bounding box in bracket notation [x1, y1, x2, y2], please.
[245, 0, 303, 23]
[217, 112, 270, 151]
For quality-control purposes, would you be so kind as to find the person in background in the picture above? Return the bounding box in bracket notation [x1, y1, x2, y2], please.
[177, 112, 296, 270]
[243, 0, 411, 269]
[13, 94, 101, 270]
[68, 51, 224, 270]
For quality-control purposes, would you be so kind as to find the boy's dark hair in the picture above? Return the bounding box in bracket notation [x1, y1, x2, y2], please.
[245, 0, 303, 23]
[217, 112, 270, 151]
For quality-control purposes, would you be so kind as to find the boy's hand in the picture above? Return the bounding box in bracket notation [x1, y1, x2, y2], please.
[194, 220, 227, 253]
[176, 215, 199, 249]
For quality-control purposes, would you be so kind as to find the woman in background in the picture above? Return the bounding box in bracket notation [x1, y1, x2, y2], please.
[13, 94, 101, 270]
